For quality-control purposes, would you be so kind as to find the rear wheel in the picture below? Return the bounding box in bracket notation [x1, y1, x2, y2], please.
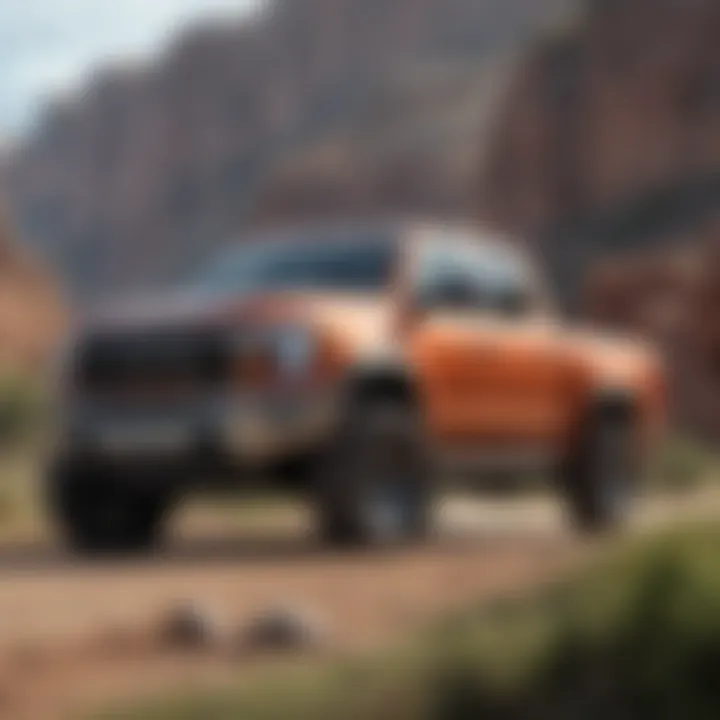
[563, 409, 638, 533]
[315, 399, 433, 548]
[49, 467, 170, 556]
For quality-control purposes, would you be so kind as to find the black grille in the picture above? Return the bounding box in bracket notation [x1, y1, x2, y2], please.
[75, 330, 231, 396]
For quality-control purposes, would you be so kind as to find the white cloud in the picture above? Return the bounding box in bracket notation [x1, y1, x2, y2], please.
[0, 0, 262, 134]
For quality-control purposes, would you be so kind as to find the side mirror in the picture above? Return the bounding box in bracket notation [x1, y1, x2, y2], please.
[495, 287, 531, 317]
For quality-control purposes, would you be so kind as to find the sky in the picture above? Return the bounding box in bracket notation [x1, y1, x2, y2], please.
[0, 0, 262, 138]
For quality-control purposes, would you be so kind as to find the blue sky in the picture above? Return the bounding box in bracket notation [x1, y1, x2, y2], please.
[0, 0, 261, 137]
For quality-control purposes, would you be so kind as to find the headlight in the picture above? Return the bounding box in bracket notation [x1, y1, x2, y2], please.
[231, 326, 317, 380]
[273, 326, 316, 377]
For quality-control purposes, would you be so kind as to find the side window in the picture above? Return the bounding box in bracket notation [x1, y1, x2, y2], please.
[475, 248, 536, 318]
[414, 244, 490, 311]
[414, 238, 537, 317]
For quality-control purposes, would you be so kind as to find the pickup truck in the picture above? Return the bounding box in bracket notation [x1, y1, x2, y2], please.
[47, 220, 666, 553]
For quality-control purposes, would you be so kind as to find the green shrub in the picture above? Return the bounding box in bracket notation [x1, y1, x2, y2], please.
[653, 436, 719, 492]
[0, 374, 44, 448]
[426, 529, 720, 719]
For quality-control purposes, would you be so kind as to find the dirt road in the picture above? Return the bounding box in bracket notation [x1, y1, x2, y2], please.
[0, 492, 714, 719]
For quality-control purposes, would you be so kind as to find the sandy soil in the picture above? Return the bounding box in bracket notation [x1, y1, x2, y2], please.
[0, 491, 714, 720]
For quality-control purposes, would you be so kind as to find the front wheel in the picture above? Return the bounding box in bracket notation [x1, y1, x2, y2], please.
[48, 467, 170, 556]
[315, 399, 433, 548]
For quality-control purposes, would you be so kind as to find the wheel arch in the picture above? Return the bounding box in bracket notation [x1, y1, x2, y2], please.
[344, 358, 420, 408]
[592, 387, 639, 423]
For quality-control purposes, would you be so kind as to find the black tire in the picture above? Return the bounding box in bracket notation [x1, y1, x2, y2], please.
[48, 467, 169, 556]
[562, 409, 638, 534]
[315, 399, 433, 548]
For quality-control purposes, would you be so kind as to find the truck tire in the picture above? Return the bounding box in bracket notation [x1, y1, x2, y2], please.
[563, 409, 638, 533]
[315, 399, 433, 547]
[49, 467, 168, 556]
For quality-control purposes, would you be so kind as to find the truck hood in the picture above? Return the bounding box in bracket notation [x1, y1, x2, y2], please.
[82, 288, 393, 347]
[83, 289, 242, 330]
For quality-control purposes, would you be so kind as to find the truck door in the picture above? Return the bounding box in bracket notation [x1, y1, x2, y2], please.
[467, 247, 567, 447]
[409, 238, 566, 451]
[408, 240, 501, 444]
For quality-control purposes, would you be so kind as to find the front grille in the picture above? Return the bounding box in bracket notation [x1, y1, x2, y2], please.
[75, 329, 231, 399]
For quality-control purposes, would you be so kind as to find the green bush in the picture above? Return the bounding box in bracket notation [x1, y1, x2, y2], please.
[425, 528, 720, 719]
[97, 525, 720, 720]
[0, 374, 44, 448]
[653, 436, 719, 492]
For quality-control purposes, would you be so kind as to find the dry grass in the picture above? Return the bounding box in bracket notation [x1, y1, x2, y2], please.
[0, 446, 46, 541]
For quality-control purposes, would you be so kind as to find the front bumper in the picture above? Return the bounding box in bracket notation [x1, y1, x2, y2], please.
[54, 389, 340, 472]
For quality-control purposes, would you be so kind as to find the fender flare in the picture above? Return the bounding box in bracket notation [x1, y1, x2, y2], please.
[591, 387, 638, 421]
[343, 356, 420, 407]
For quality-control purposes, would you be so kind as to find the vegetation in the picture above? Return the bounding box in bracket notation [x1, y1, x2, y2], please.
[97, 524, 720, 720]
[652, 434, 720, 493]
[0, 372, 45, 448]
[0, 372, 47, 534]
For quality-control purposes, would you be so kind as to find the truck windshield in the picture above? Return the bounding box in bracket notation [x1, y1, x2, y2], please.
[193, 233, 397, 295]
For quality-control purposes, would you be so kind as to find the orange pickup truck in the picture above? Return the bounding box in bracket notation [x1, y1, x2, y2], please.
[48, 220, 666, 552]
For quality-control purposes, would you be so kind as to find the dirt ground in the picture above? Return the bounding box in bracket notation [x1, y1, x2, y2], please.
[0, 491, 715, 720]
